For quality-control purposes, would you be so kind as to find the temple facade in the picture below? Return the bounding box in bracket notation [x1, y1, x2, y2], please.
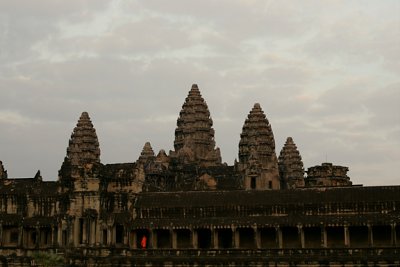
[0, 84, 399, 267]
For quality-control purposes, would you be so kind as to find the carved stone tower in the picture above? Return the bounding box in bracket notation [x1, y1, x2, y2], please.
[137, 142, 155, 165]
[173, 84, 222, 167]
[238, 103, 279, 190]
[59, 112, 101, 191]
[278, 137, 305, 189]
[0, 161, 7, 179]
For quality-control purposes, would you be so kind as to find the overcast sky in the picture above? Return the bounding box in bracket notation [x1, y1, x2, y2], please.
[0, 0, 399, 186]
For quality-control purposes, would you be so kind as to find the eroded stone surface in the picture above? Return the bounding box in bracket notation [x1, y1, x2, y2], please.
[66, 112, 100, 166]
[173, 84, 221, 167]
[137, 142, 155, 165]
[278, 137, 305, 189]
[0, 83, 380, 267]
[238, 103, 280, 190]
[306, 162, 352, 187]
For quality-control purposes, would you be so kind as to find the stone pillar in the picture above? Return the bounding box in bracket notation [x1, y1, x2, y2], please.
[321, 226, 327, 248]
[82, 220, 87, 244]
[18, 225, 24, 248]
[391, 223, 397, 246]
[35, 226, 40, 248]
[276, 226, 282, 249]
[192, 228, 198, 249]
[368, 224, 373, 247]
[0, 223, 3, 246]
[212, 227, 218, 249]
[73, 218, 79, 246]
[57, 222, 62, 246]
[150, 229, 157, 249]
[171, 229, 177, 249]
[344, 225, 350, 247]
[91, 220, 96, 245]
[233, 227, 239, 248]
[131, 231, 137, 249]
[112, 225, 116, 245]
[254, 226, 261, 249]
[298, 225, 305, 248]
[52, 226, 56, 246]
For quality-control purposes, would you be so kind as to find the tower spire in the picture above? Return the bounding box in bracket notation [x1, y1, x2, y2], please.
[66, 111, 101, 166]
[238, 103, 279, 190]
[173, 84, 221, 167]
[137, 142, 155, 165]
[278, 137, 305, 189]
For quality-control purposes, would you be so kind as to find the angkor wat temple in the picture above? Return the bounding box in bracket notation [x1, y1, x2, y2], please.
[0, 84, 399, 266]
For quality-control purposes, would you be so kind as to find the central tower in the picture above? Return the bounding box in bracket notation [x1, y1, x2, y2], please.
[172, 84, 222, 167]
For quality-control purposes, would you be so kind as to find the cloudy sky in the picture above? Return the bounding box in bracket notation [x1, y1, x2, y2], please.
[0, 0, 399, 186]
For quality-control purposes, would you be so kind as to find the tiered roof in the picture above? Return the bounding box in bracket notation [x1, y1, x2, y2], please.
[278, 137, 304, 189]
[239, 103, 276, 166]
[66, 112, 100, 166]
[173, 84, 221, 166]
[137, 142, 155, 164]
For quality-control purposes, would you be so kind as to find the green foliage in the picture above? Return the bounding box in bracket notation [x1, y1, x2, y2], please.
[32, 252, 64, 267]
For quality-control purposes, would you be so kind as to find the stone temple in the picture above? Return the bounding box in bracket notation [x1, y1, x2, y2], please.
[0, 84, 399, 266]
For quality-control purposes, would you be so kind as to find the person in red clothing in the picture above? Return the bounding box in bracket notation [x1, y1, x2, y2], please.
[140, 235, 147, 249]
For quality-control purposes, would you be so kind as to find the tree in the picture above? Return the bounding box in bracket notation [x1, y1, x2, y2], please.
[32, 252, 64, 267]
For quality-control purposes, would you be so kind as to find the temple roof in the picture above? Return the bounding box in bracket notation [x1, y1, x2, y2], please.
[239, 103, 276, 165]
[134, 185, 399, 208]
[173, 84, 221, 167]
[66, 111, 100, 166]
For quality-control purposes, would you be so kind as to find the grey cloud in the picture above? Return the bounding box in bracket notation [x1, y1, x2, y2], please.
[0, 1, 398, 186]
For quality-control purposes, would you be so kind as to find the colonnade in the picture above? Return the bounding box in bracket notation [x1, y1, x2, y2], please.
[1, 222, 398, 249]
[129, 224, 400, 249]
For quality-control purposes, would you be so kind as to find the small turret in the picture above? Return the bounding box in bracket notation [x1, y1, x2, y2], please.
[34, 170, 43, 182]
[278, 137, 305, 189]
[137, 142, 155, 165]
[238, 103, 279, 190]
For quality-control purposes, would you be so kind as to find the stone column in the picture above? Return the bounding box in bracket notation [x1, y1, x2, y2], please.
[191, 228, 198, 249]
[0, 223, 3, 246]
[254, 226, 261, 249]
[90, 219, 98, 244]
[57, 222, 63, 246]
[123, 228, 128, 246]
[298, 225, 305, 248]
[212, 227, 218, 249]
[321, 226, 327, 248]
[35, 226, 40, 248]
[73, 218, 79, 246]
[344, 225, 350, 247]
[131, 231, 137, 249]
[171, 229, 177, 249]
[107, 225, 115, 245]
[52, 226, 56, 246]
[82, 219, 87, 244]
[233, 227, 239, 248]
[368, 224, 373, 247]
[18, 225, 24, 248]
[391, 223, 397, 246]
[276, 226, 282, 249]
[150, 229, 157, 249]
